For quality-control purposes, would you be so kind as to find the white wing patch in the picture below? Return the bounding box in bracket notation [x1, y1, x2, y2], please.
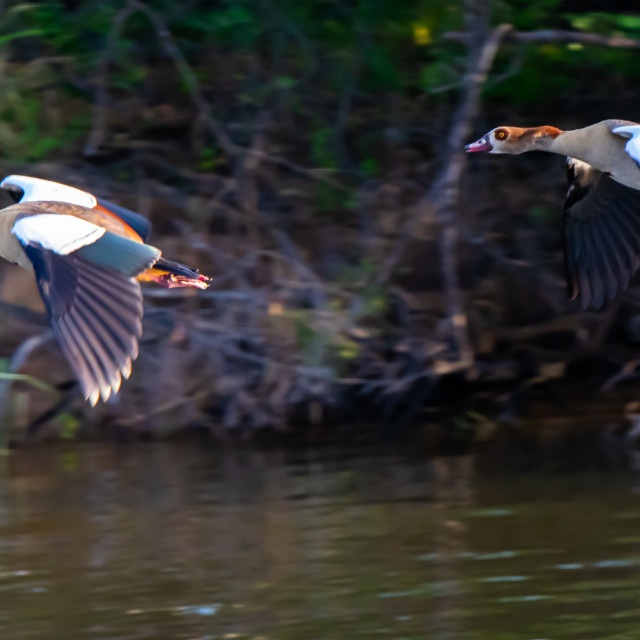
[1, 175, 97, 208]
[612, 125, 640, 165]
[12, 214, 105, 255]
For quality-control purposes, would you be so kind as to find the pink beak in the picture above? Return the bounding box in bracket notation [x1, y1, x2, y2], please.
[465, 136, 492, 153]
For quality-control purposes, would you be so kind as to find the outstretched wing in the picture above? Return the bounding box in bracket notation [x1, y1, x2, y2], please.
[12, 211, 160, 404]
[23, 245, 143, 405]
[564, 158, 640, 309]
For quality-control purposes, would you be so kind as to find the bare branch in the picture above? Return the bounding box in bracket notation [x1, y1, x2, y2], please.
[130, 0, 235, 155]
[0, 331, 56, 440]
[444, 28, 640, 49]
[132, 1, 347, 189]
[602, 358, 640, 392]
[380, 20, 512, 371]
[378, 23, 512, 286]
[84, 0, 137, 156]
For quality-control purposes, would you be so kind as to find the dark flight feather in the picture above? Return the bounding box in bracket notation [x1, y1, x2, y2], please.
[96, 197, 152, 242]
[21, 243, 143, 404]
[564, 159, 640, 309]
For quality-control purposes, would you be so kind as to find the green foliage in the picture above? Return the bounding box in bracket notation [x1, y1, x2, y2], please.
[309, 126, 351, 211]
[174, 3, 260, 49]
[0, 370, 58, 397]
[310, 126, 337, 169]
[293, 311, 324, 366]
[337, 258, 388, 319]
[111, 64, 146, 91]
[197, 145, 220, 171]
[279, 256, 388, 374]
[484, 6, 640, 105]
[0, 90, 89, 162]
[1, 0, 634, 167]
[494, 0, 563, 31]
[56, 413, 81, 440]
[567, 12, 640, 35]
[0, 359, 58, 447]
[0, 2, 636, 193]
[528, 204, 553, 222]
[360, 157, 378, 177]
[420, 59, 459, 94]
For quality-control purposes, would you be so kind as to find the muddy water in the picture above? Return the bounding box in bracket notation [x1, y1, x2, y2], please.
[0, 445, 640, 639]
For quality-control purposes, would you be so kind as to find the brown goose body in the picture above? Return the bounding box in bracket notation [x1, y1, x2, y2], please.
[0, 201, 135, 270]
[466, 119, 640, 309]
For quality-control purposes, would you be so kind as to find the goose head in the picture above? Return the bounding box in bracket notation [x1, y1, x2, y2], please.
[465, 126, 562, 154]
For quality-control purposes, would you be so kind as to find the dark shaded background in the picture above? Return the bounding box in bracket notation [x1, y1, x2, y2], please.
[1, 0, 640, 443]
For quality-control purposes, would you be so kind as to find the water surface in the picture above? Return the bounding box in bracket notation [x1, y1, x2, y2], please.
[1, 445, 640, 639]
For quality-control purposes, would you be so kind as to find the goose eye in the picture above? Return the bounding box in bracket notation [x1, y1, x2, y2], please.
[495, 129, 508, 140]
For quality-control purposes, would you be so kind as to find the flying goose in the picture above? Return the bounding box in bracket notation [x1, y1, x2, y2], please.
[465, 119, 640, 310]
[0, 175, 210, 405]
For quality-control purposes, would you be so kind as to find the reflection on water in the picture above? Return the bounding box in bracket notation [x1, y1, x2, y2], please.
[1, 446, 640, 638]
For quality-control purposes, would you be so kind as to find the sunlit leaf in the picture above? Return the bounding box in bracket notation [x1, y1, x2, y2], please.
[413, 23, 431, 46]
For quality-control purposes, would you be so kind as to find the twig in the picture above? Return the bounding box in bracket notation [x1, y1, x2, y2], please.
[377, 23, 513, 287]
[262, 0, 318, 82]
[141, 288, 255, 301]
[0, 300, 47, 324]
[418, 21, 513, 368]
[602, 358, 640, 392]
[193, 324, 447, 392]
[493, 316, 584, 342]
[130, 0, 236, 155]
[84, 0, 137, 156]
[117, 390, 210, 427]
[132, 1, 348, 189]
[432, 21, 514, 361]
[443, 29, 640, 49]
[0, 331, 56, 440]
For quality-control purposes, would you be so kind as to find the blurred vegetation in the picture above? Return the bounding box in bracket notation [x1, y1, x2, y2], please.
[0, 0, 640, 442]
